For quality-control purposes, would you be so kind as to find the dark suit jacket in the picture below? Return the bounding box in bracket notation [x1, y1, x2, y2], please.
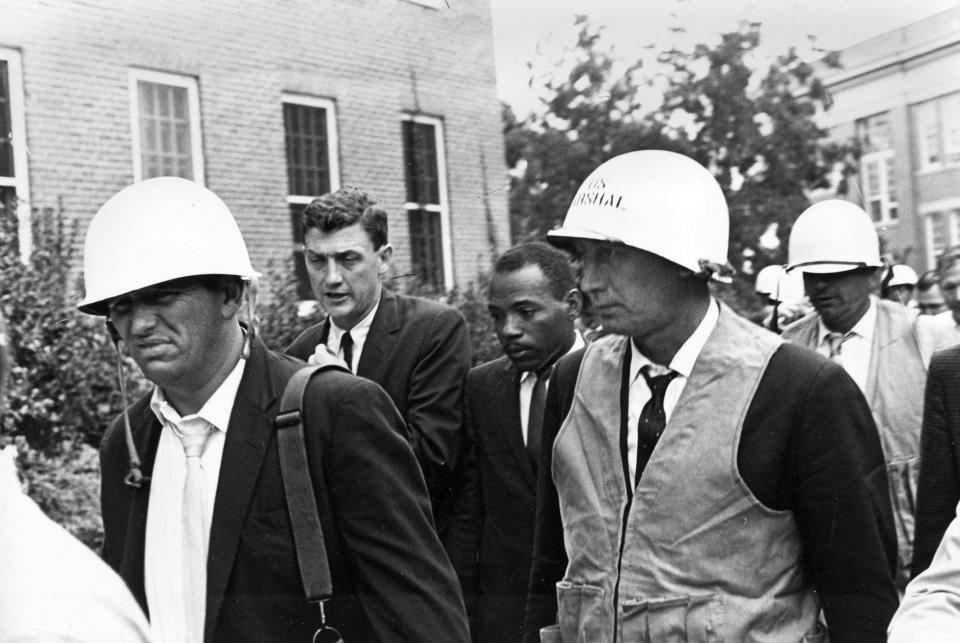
[99, 337, 470, 642]
[467, 356, 539, 642]
[913, 344, 960, 576]
[286, 288, 472, 546]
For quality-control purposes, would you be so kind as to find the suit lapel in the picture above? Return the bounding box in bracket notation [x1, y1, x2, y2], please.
[496, 359, 537, 490]
[356, 288, 400, 380]
[205, 340, 282, 638]
[119, 402, 163, 611]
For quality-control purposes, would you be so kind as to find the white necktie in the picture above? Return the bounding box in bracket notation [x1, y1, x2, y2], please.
[174, 422, 213, 643]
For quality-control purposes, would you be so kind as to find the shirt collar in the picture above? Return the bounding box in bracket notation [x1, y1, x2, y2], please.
[329, 295, 381, 347]
[519, 330, 586, 383]
[630, 297, 720, 383]
[817, 295, 877, 345]
[149, 356, 247, 432]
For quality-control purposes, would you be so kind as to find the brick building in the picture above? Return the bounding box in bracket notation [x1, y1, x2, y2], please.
[0, 0, 510, 298]
[816, 7, 960, 272]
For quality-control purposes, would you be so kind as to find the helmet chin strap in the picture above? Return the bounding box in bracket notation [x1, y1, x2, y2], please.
[241, 277, 260, 360]
[105, 320, 148, 488]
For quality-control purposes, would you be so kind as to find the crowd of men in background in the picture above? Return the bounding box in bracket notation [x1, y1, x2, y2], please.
[8, 149, 960, 641]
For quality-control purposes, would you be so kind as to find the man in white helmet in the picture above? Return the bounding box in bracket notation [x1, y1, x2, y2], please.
[782, 199, 933, 590]
[80, 178, 470, 643]
[523, 152, 897, 642]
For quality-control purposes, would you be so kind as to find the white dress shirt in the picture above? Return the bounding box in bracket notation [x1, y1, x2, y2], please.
[144, 356, 246, 643]
[325, 298, 380, 373]
[627, 299, 720, 483]
[518, 331, 586, 444]
[815, 296, 876, 393]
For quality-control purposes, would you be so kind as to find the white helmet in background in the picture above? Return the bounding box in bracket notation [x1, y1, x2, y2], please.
[886, 264, 919, 288]
[786, 199, 883, 274]
[547, 150, 730, 279]
[79, 177, 258, 315]
[755, 264, 805, 303]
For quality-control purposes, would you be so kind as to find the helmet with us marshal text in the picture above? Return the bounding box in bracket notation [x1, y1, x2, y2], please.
[547, 150, 730, 279]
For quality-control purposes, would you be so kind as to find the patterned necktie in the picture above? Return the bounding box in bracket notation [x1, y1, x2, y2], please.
[527, 365, 553, 460]
[340, 331, 354, 373]
[826, 331, 848, 361]
[174, 422, 213, 643]
[636, 365, 678, 484]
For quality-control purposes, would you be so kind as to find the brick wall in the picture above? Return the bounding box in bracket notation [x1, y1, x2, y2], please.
[0, 0, 510, 292]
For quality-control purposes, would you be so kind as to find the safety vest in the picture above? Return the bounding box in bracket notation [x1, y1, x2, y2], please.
[552, 306, 821, 642]
[783, 299, 926, 575]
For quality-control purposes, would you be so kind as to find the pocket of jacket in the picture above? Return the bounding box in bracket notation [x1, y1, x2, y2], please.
[556, 580, 606, 642]
[621, 592, 724, 642]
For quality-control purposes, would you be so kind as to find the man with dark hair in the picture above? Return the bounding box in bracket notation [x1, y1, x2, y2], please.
[917, 269, 947, 316]
[460, 241, 582, 642]
[85, 178, 469, 642]
[286, 187, 473, 577]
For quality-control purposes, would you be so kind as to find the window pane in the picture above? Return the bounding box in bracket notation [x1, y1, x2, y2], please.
[138, 80, 193, 180]
[869, 200, 883, 223]
[944, 94, 960, 165]
[857, 112, 891, 153]
[0, 60, 14, 178]
[408, 207, 443, 289]
[283, 103, 330, 197]
[403, 121, 440, 205]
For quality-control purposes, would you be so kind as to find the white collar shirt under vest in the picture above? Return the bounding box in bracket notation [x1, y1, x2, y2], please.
[325, 296, 380, 373]
[144, 355, 246, 643]
[815, 296, 876, 394]
[627, 298, 720, 483]
[518, 330, 585, 445]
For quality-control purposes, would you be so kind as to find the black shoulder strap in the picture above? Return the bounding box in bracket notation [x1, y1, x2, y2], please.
[274, 363, 349, 603]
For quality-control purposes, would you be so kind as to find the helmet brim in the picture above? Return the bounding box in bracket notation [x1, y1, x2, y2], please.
[786, 261, 882, 274]
[546, 226, 625, 249]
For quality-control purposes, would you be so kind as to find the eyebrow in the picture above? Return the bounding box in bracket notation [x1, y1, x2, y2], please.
[305, 249, 361, 261]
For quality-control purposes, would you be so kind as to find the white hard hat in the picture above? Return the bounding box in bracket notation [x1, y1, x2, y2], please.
[786, 199, 883, 274]
[886, 264, 918, 287]
[755, 264, 805, 302]
[547, 150, 729, 277]
[79, 177, 258, 315]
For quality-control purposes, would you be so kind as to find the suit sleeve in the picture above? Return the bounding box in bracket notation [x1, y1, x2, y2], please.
[316, 376, 470, 641]
[405, 309, 472, 508]
[441, 378, 483, 637]
[785, 356, 899, 642]
[913, 352, 960, 577]
[523, 352, 581, 642]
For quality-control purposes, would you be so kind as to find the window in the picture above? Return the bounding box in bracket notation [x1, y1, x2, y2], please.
[0, 47, 30, 258]
[861, 151, 899, 224]
[283, 95, 339, 299]
[402, 116, 451, 290]
[922, 200, 960, 269]
[856, 112, 892, 154]
[129, 69, 204, 183]
[915, 92, 960, 171]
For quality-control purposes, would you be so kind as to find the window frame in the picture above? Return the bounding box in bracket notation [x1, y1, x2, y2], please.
[921, 198, 960, 269]
[128, 68, 204, 184]
[401, 114, 453, 290]
[282, 94, 340, 301]
[0, 47, 31, 259]
[860, 149, 899, 225]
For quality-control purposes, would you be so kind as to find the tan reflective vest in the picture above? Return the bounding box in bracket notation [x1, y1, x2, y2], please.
[783, 298, 926, 573]
[552, 306, 821, 642]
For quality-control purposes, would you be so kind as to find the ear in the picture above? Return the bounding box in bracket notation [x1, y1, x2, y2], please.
[565, 288, 583, 319]
[377, 244, 394, 275]
[220, 280, 245, 320]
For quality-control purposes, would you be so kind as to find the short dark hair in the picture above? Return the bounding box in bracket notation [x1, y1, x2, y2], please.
[493, 241, 575, 300]
[302, 188, 388, 250]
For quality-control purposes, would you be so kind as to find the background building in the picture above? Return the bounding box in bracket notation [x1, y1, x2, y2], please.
[817, 6, 960, 271]
[0, 0, 509, 298]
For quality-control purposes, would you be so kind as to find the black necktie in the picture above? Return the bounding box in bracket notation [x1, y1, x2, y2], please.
[527, 365, 553, 460]
[636, 365, 678, 484]
[340, 331, 354, 373]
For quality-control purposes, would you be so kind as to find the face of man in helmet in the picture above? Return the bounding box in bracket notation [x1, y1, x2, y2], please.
[107, 277, 243, 412]
[304, 223, 393, 330]
[487, 264, 579, 373]
[574, 240, 689, 343]
[940, 261, 960, 323]
[802, 268, 877, 333]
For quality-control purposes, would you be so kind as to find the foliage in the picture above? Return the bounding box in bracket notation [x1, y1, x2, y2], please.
[255, 257, 325, 352]
[505, 17, 854, 314]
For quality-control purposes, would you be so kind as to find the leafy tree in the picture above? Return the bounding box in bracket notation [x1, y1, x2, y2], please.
[506, 18, 852, 316]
